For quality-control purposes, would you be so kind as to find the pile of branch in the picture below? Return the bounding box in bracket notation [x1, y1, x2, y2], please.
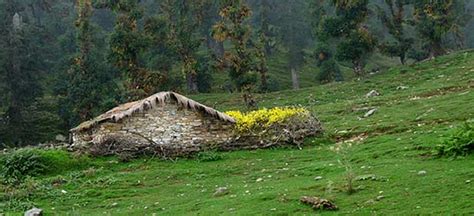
[222, 113, 323, 151]
[80, 132, 198, 160]
[300, 196, 338, 211]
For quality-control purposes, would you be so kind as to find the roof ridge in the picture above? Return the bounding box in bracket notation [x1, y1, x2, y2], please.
[70, 91, 235, 132]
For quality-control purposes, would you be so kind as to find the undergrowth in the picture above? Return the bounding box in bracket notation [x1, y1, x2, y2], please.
[0, 149, 90, 185]
[437, 120, 474, 157]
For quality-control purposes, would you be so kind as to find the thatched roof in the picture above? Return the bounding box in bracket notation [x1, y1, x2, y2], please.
[70, 91, 235, 132]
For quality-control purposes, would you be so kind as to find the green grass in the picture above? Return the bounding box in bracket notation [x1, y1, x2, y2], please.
[1, 50, 474, 215]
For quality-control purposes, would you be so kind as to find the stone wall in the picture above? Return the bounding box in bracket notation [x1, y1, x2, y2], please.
[71, 101, 234, 156]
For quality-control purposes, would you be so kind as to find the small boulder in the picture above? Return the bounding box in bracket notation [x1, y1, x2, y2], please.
[396, 86, 409, 90]
[417, 170, 427, 176]
[55, 134, 67, 142]
[314, 176, 323, 181]
[364, 108, 377, 118]
[366, 90, 380, 98]
[356, 174, 377, 181]
[213, 187, 229, 197]
[24, 208, 42, 216]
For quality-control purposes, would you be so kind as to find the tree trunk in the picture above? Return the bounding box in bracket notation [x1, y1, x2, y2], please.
[186, 73, 198, 93]
[260, 69, 268, 92]
[291, 68, 299, 90]
[430, 41, 445, 58]
[352, 60, 364, 76]
[206, 35, 224, 58]
[399, 53, 406, 65]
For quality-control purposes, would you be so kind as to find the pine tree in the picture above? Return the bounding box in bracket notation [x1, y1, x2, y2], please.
[280, 0, 312, 89]
[377, 0, 413, 64]
[213, 0, 258, 108]
[321, 0, 376, 76]
[412, 0, 470, 58]
[311, 0, 343, 83]
[0, 0, 43, 145]
[143, 14, 177, 90]
[162, 0, 203, 93]
[95, 0, 158, 99]
[63, 0, 117, 125]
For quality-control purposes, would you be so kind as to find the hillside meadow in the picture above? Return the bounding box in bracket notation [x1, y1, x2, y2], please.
[1, 50, 473, 215]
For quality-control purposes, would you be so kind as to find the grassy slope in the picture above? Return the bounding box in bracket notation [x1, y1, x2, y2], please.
[2, 51, 474, 215]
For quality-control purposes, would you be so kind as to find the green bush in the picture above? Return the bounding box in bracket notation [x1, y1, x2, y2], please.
[0, 149, 46, 185]
[437, 121, 474, 157]
[0, 149, 90, 185]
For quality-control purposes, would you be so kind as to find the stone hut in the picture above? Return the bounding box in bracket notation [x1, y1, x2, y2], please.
[69, 91, 236, 157]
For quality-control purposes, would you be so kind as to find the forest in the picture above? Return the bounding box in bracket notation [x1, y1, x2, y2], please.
[0, 0, 473, 147]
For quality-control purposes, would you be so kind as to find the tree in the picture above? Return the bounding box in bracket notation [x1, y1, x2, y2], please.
[213, 0, 258, 108]
[412, 0, 471, 58]
[279, 0, 312, 89]
[321, 0, 376, 76]
[377, 0, 413, 64]
[62, 0, 117, 125]
[310, 0, 343, 83]
[256, 0, 276, 56]
[95, 0, 158, 99]
[336, 28, 376, 75]
[161, 0, 203, 93]
[195, 0, 225, 58]
[0, 0, 43, 145]
[143, 14, 177, 91]
[255, 34, 269, 92]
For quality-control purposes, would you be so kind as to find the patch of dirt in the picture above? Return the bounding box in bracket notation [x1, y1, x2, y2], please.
[335, 133, 368, 146]
[414, 85, 472, 99]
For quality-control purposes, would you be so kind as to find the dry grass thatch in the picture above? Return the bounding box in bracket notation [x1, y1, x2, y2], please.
[70, 91, 235, 132]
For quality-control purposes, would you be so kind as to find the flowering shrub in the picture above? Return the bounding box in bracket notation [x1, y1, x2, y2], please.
[226, 107, 310, 133]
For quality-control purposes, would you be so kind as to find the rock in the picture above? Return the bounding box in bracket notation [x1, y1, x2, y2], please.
[466, 180, 471, 184]
[256, 178, 263, 182]
[336, 130, 348, 134]
[396, 86, 409, 90]
[213, 187, 229, 197]
[55, 134, 67, 142]
[417, 170, 427, 175]
[365, 199, 376, 205]
[314, 176, 323, 181]
[24, 208, 42, 216]
[366, 90, 380, 98]
[364, 108, 377, 118]
[376, 195, 385, 201]
[300, 196, 338, 211]
[356, 174, 377, 181]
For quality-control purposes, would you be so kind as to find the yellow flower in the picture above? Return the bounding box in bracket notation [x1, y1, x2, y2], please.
[226, 107, 310, 133]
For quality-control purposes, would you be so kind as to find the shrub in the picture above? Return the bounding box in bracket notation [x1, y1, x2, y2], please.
[437, 121, 474, 157]
[226, 107, 310, 133]
[0, 149, 46, 185]
[225, 107, 323, 149]
[0, 149, 90, 185]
